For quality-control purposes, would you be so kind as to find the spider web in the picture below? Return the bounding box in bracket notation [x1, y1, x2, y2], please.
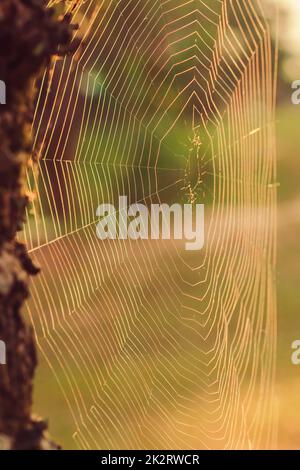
[22, 0, 277, 449]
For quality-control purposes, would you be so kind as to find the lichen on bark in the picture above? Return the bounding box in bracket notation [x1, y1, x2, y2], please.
[0, 0, 77, 450]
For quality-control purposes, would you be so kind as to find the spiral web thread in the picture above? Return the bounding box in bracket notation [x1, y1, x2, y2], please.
[22, 0, 277, 449]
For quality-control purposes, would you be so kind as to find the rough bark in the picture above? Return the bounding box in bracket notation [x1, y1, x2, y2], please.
[0, 0, 77, 450]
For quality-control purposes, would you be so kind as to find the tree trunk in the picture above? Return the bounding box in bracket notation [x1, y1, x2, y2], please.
[0, 0, 76, 450]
